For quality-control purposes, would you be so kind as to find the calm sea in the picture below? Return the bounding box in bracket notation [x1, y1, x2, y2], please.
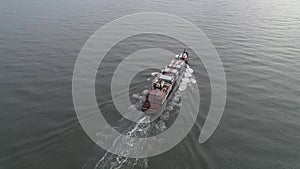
[0, 0, 299, 169]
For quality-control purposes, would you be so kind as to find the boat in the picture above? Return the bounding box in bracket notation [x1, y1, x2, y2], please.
[142, 49, 189, 115]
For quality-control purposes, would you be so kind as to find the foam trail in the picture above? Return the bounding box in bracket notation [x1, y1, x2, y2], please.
[94, 116, 150, 169]
[93, 65, 195, 169]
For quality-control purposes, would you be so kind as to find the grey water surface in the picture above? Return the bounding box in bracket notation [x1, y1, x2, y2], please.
[0, 0, 300, 169]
